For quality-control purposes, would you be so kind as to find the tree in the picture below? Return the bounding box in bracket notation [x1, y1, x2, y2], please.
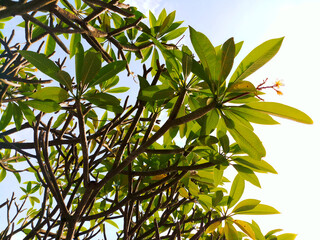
[0, 0, 312, 239]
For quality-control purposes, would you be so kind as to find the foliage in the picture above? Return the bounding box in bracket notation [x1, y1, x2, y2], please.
[0, 1, 311, 239]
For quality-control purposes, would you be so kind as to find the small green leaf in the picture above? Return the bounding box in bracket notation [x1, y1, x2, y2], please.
[44, 35, 56, 56]
[0, 102, 13, 131]
[159, 11, 176, 35]
[89, 61, 126, 88]
[107, 87, 130, 93]
[17, 101, 36, 125]
[70, 33, 81, 58]
[227, 174, 245, 208]
[182, 52, 192, 80]
[26, 100, 61, 113]
[227, 81, 256, 93]
[30, 87, 69, 103]
[232, 199, 261, 213]
[245, 102, 313, 124]
[265, 229, 283, 238]
[233, 165, 261, 187]
[161, 27, 188, 41]
[236, 203, 280, 215]
[75, 42, 84, 83]
[276, 233, 297, 240]
[52, 112, 68, 128]
[12, 103, 23, 130]
[229, 37, 284, 84]
[81, 51, 101, 86]
[0, 168, 7, 182]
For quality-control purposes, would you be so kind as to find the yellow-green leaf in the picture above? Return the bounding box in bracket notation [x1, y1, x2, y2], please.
[227, 81, 256, 93]
[225, 221, 239, 240]
[245, 102, 313, 124]
[277, 233, 297, 240]
[235, 203, 280, 215]
[205, 220, 222, 234]
[227, 174, 245, 208]
[232, 199, 261, 213]
[30, 87, 69, 103]
[233, 220, 256, 239]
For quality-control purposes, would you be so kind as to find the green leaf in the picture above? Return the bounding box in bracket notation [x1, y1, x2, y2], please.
[161, 27, 187, 41]
[227, 174, 245, 208]
[139, 85, 175, 101]
[19, 51, 60, 79]
[233, 156, 277, 174]
[0, 169, 6, 182]
[233, 165, 261, 187]
[224, 116, 265, 160]
[245, 102, 313, 124]
[85, 92, 120, 106]
[149, 10, 157, 28]
[0, 102, 13, 131]
[156, 8, 167, 26]
[189, 26, 216, 84]
[187, 179, 199, 196]
[52, 112, 68, 128]
[53, 70, 73, 91]
[265, 229, 283, 238]
[229, 37, 284, 84]
[26, 100, 61, 113]
[229, 106, 279, 125]
[225, 221, 239, 240]
[227, 81, 256, 93]
[182, 52, 192, 80]
[232, 199, 261, 213]
[70, 33, 81, 58]
[17, 101, 36, 125]
[198, 194, 212, 210]
[159, 11, 176, 35]
[81, 51, 101, 86]
[12, 103, 23, 131]
[75, 42, 84, 84]
[235, 203, 280, 215]
[233, 220, 256, 239]
[30, 87, 69, 103]
[89, 61, 126, 88]
[276, 233, 297, 240]
[107, 87, 130, 93]
[44, 35, 56, 56]
[219, 37, 235, 84]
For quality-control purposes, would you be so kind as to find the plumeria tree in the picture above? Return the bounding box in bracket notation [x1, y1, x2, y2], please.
[0, 0, 312, 239]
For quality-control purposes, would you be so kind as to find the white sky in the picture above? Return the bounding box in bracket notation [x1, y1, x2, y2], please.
[126, 0, 320, 239]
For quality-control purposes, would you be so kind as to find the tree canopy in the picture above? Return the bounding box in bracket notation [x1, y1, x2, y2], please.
[0, 0, 312, 239]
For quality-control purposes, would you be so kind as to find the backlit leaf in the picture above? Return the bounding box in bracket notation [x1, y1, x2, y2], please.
[12, 103, 23, 130]
[205, 220, 222, 234]
[229, 37, 284, 84]
[81, 51, 101, 86]
[236, 203, 280, 215]
[227, 174, 245, 208]
[245, 102, 313, 124]
[227, 81, 256, 93]
[26, 100, 61, 113]
[232, 199, 261, 214]
[233, 220, 256, 239]
[30, 87, 69, 103]
[233, 165, 261, 187]
[0, 102, 13, 131]
[277, 233, 297, 240]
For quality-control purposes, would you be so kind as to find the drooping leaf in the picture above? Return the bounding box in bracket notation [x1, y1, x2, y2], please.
[205, 221, 222, 234]
[17, 101, 36, 125]
[229, 37, 284, 84]
[233, 156, 277, 174]
[0, 168, 6, 182]
[227, 174, 245, 208]
[26, 100, 61, 113]
[30, 87, 69, 103]
[233, 220, 256, 239]
[233, 165, 261, 187]
[245, 102, 313, 124]
[224, 116, 265, 160]
[75, 42, 84, 84]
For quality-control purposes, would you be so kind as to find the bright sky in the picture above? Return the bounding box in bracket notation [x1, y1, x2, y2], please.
[1, 1, 319, 239]
[125, 0, 320, 239]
